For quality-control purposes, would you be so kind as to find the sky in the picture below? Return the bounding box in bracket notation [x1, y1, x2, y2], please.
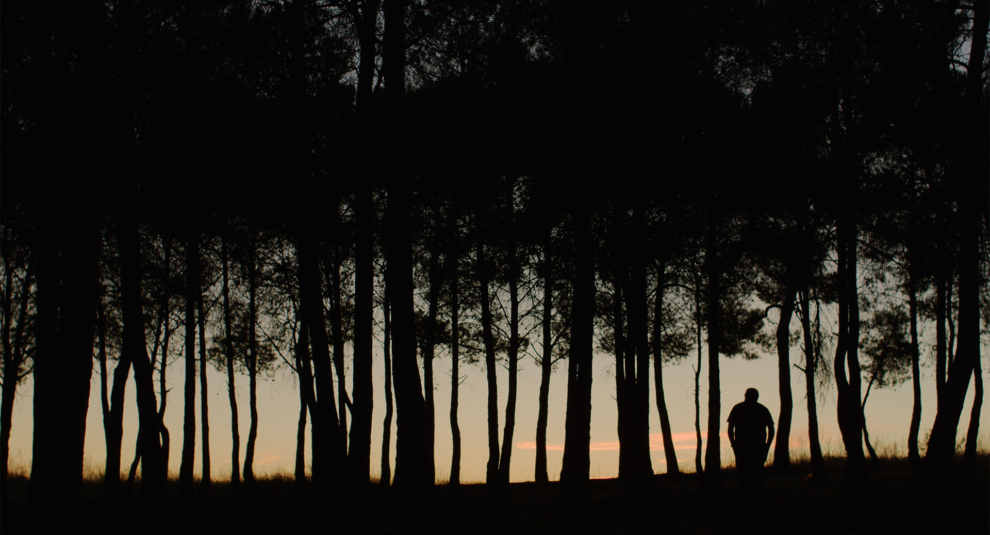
[5, 312, 988, 484]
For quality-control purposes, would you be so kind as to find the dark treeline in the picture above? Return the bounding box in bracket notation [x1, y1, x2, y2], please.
[1, 0, 987, 532]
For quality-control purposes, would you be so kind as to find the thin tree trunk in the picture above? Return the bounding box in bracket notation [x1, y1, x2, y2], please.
[449, 248, 462, 488]
[861, 378, 879, 466]
[834, 215, 868, 484]
[179, 232, 198, 502]
[198, 272, 211, 491]
[244, 231, 259, 489]
[694, 272, 704, 475]
[497, 233, 520, 488]
[704, 225, 722, 492]
[101, 286, 131, 524]
[221, 238, 241, 495]
[535, 226, 553, 485]
[119, 216, 166, 515]
[330, 249, 347, 458]
[907, 274, 922, 473]
[799, 290, 824, 476]
[652, 253, 678, 475]
[773, 287, 797, 471]
[423, 246, 440, 484]
[613, 253, 628, 482]
[963, 355, 983, 474]
[624, 204, 654, 489]
[157, 309, 171, 489]
[380, 292, 393, 489]
[477, 234, 500, 490]
[295, 323, 311, 492]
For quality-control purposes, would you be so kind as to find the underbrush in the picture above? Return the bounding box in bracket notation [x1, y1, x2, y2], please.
[4, 453, 987, 534]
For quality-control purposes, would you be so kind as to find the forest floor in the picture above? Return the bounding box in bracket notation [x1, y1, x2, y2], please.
[4, 454, 987, 534]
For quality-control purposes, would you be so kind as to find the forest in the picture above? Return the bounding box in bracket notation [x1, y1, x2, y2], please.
[1, 0, 988, 533]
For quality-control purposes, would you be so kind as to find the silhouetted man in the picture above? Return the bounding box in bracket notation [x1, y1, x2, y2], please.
[728, 388, 774, 505]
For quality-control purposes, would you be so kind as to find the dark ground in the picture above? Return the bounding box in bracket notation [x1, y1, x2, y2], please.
[5, 455, 988, 534]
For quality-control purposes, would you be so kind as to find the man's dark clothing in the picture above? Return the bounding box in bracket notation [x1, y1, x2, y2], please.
[727, 400, 774, 504]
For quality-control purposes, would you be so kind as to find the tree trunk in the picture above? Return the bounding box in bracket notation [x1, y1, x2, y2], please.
[623, 204, 654, 489]
[330, 244, 347, 459]
[907, 274, 922, 473]
[498, 225, 521, 489]
[799, 290, 824, 476]
[244, 231, 259, 490]
[449, 243, 462, 488]
[384, 1, 431, 516]
[380, 292, 393, 489]
[288, 0, 342, 502]
[423, 245, 440, 484]
[119, 215, 167, 515]
[101, 284, 131, 522]
[348, 0, 379, 494]
[179, 231, 198, 503]
[535, 225, 553, 485]
[773, 287, 797, 471]
[962, 355, 983, 474]
[926, 0, 986, 480]
[28, 2, 102, 526]
[652, 252, 678, 475]
[559, 203, 595, 525]
[694, 272, 704, 475]
[1, 257, 32, 513]
[295, 324, 311, 492]
[703, 226, 722, 492]
[613, 249, 629, 482]
[861, 378, 879, 467]
[198, 276, 212, 492]
[221, 238, 241, 496]
[834, 215, 868, 485]
[477, 233, 500, 491]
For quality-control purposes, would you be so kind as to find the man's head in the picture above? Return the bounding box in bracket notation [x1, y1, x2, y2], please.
[745, 388, 759, 402]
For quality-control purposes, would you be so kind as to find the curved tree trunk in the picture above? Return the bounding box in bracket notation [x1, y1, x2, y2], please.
[221, 238, 241, 496]
[244, 232, 259, 490]
[907, 276, 922, 473]
[963, 355, 983, 474]
[652, 252, 678, 475]
[773, 287, 797, 471]
[926, 0, 986, 480]
[834, 215, 868, 485]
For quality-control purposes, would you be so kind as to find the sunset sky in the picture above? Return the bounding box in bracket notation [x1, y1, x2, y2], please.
[6, 314, 988, 483]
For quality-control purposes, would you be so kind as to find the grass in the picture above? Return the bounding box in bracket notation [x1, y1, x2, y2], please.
[4, 453, 987, 534]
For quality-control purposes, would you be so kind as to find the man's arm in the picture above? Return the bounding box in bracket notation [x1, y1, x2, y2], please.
[728, 422, 736, 448]
[765, 419, 775, 450]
